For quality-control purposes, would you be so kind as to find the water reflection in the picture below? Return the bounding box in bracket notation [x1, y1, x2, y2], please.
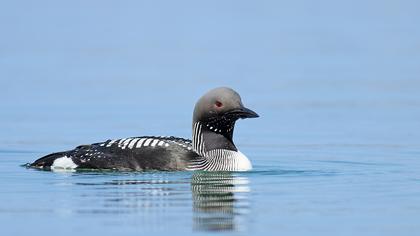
[191, 172, 251, 232]
[74, 174, 191, 215]
[71, 172, 250, 232]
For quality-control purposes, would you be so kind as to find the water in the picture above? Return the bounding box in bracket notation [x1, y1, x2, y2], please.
[1, 0, 420, 235]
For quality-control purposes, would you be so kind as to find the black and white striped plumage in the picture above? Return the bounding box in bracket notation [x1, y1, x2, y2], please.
[30, 87, 258, 172]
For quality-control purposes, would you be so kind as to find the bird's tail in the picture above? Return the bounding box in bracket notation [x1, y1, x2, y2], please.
[29, 152, 68, 169]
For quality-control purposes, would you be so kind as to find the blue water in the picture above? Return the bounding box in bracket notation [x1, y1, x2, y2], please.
[1, 0, 420, 235]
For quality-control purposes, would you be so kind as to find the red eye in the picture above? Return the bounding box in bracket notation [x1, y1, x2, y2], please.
[215, 101, 223, 108]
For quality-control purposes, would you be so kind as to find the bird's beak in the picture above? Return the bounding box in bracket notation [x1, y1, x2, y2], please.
[229, 106, 259, 119]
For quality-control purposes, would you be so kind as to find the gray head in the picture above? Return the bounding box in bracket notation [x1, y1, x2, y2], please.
[193, 87, 258, 122]
[192, 87, 258, 151]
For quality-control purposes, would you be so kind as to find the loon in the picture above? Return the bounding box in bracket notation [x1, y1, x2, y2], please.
[30, 87, 259, 171]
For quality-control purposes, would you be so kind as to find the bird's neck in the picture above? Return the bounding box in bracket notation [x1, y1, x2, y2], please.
[190, 121, 252, 171]
[192, 121, 237, 156]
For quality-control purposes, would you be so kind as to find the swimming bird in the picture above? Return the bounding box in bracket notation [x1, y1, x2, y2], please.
[30, 87, 259, 171]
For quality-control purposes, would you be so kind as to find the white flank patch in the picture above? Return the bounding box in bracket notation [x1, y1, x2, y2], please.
[51, 156, 78, 171]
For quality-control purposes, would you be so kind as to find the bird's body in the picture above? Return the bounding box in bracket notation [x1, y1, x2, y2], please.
[32, 136, 197, 171]
[30, 87, 258, 172]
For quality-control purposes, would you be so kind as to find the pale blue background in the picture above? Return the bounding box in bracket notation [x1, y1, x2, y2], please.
[1, 1, 420, 235]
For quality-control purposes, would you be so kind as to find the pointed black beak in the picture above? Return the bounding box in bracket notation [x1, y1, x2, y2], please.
[229, 106, 259, 119]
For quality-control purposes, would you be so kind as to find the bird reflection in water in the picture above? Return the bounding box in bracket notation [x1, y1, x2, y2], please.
[191, 172, 251, 232]
[73, 172, 250, 232]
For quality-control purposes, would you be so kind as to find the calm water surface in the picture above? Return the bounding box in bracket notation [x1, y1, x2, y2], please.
[1, 0, 420, 235]
[1, 145, 420, 235]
